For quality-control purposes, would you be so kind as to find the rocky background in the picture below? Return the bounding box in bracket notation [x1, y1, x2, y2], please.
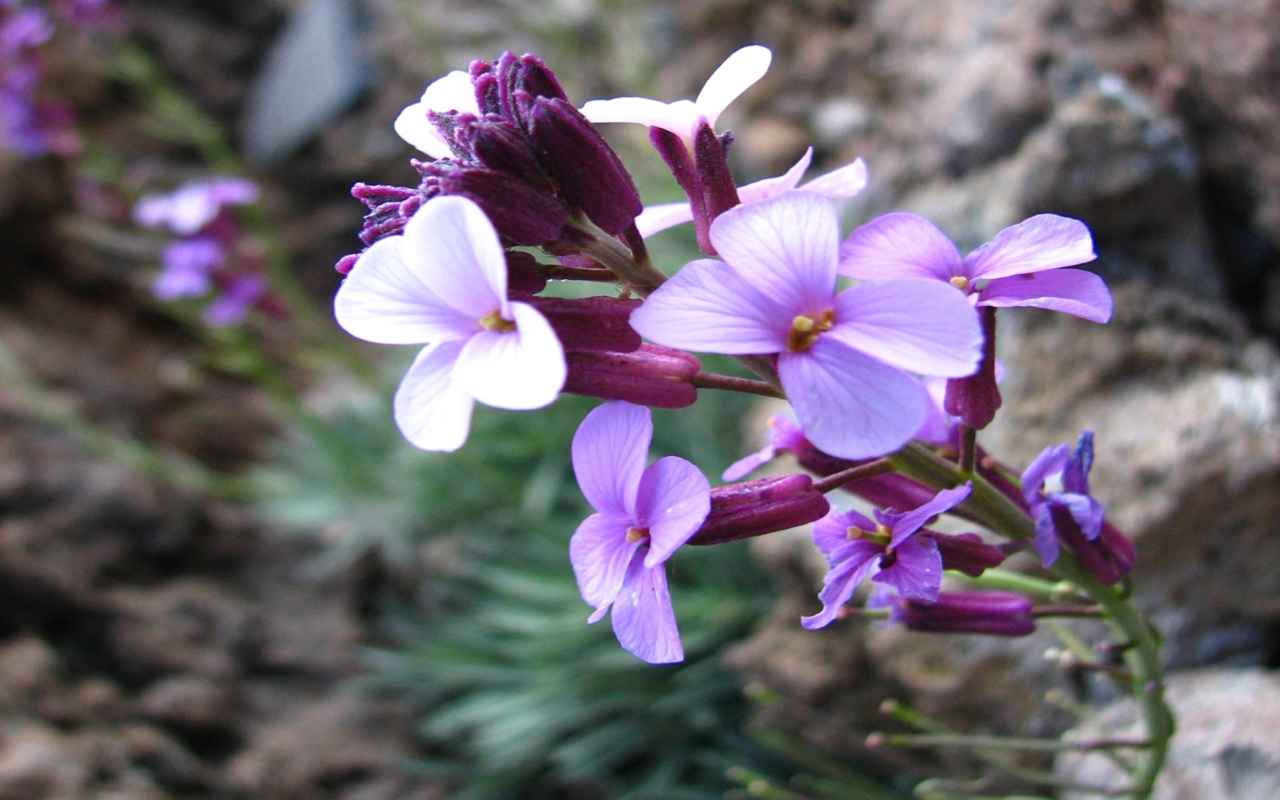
[2, 0, 1278, 798]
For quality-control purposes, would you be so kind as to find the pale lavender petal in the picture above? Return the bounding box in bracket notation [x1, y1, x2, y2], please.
[880, 483, 973, 550]
[392, 341, 475, 452]
[570, 512, 641, 615]
[1020, 443, 1072, 506]
[1056, 493, 1104, 541]
[709, 192, 839, 316]
[812, 508, 878, 564]
[401, 196, 508, 319]
[838, 212, 963, 282]
[779, 338, 928, 460]
[454, 302, 565, 409]
[963, 214, 1096, 280]
[206, 177, 260, 207]
[629, 258, 789, 354]
[721, 444, 776, 481]
[611, 558, 683, 664]
[916, 377, 954, 445]
[828, 279, 983, 378]
[694, 45, 771, 127]
[636, 456, 711, 568]
[334, 235, 477, 344]
[800, 157, 868, 199]
[1032, 503, 1061, 565]
[580, 96, 699, 140]
[800, 544, 881, 630]
[572, 401, 652, 517]
[735, 148, 812, 206]
[977, 269, 1113, 323]
[872, 535, 942, 603]
[635, 201, 695, 238]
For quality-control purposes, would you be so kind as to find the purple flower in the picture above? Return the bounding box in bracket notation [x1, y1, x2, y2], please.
[839, 212, 1112, 324]
[394, 71, 478, 158]
[204, 273, 266, 327]
[581, 45, 771, 146]
[802, 484, 972, 630]
[636, 147, 868, 239]
[1021, 431, 1105, 567]
[570, 402, 711, 664]
[630, 191, 983, 460]
[152, 237, 224, 299]
[134, 178, 259, 236]
[722, 415, 811, 481]
[334, 196, 566, 452]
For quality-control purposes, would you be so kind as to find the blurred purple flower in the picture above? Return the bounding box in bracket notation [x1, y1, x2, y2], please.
[152, 237, 224, 299]
[134, 178, 259, 236]
[569, 402, 710, 664]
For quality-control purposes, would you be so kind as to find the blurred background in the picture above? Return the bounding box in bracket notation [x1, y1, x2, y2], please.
[2, 0, 1278, 798]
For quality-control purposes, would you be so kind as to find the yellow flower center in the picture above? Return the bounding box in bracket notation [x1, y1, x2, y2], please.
[626, 527, 650, 543]
[479, 309, 516, 333]
[949, 276, 970, 291]
[786, 309, 835, 352]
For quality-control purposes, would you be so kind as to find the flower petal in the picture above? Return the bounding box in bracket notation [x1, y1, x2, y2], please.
[1032, 503, 1061, 566]
[334, 235, 478, 344]
[735, 148, 812, 206]
[878, 484, 973, 550]
[873, 534, 942, 603]
[394, 71, 477, 158]
[779, 338, 928, 460]
[829, 279, 983, 378]
[812, 508, 878, 564]
[721, 444, 776, 481]
[580, 96, 699, 139]
[838, 212, 963, 282]
[694, 45, 772, 128]
[454, 302, 566, 409]
[800, 541, 881, 630]
[1057, 493, 1104, 541]
[392, 341, 475, 452]
[709, 191, 839, 316]
[963, 214, 1096, 280]
[401, 195, 508, 319]
[570, 512, 641, 615]
[1020, 443, 1072, 506]
[572, 401, 652, 517]
[629, 258, 789, 354]
[611, 558, 684, 664]
[800, 157, 868, 199]
[977, 269, 1113, 323]
[635, 457, 711, 568]
[635, 201, 695, 238]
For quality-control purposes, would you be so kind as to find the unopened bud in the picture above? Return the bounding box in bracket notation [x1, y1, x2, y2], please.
[526, 296, 641, 353]
[895, 591, 1035, 637]
[563, 344, 700, 408]
[692, 120, 741, 224]
[931, 532, 1008, 577]
[439, 166, 569, 245]
[690, 475, 830, 546]
[505, 251, 547, 295]
[945, 307, 1001, 428]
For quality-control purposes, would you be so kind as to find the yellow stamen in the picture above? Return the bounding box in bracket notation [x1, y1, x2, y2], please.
[479, 309, 516, 333]
[786, 309, 835, 352]
[626, 527, 650, 543]
[949, 275, 970, 291]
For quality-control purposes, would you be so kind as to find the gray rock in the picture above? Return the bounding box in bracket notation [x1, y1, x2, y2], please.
[1058, 668, 1280, 799]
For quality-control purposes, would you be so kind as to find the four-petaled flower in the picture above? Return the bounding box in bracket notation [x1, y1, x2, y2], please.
[1022, 431, 1104, 566]
[631, 191, 983, 460]
[802, 484, 972, 630]
[581, 45, 771, 145]
[839, 212, 1112, 323]
[635, 147, 868, 239]
[570, 401, 711, 664]
[334, 195, 566, 452]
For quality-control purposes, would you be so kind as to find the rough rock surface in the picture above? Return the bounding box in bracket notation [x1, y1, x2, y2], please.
[1058, 668, 1280, 799]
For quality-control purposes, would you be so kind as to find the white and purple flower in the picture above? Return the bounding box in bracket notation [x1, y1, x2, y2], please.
[569, 401, 711, 664]
[334, 195, 566, 452]
[631, 191, 983, 460]
[1022, 430, 1104, 566]
[802, 483, 972, 630]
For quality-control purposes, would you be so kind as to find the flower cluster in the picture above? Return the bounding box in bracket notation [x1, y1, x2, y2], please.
[134, 177, 279, 326]
[0, 0, 114, 157]
[334, 46, 1129, 663]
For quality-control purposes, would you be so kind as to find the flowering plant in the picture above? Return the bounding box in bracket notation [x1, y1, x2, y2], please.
[334, 46, 1173, 797]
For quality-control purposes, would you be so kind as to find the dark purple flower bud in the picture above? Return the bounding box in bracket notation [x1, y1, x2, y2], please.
[462, 117, 549, 188]
[649, 125, 712, 253]
[335, 253, 360, 275]
[1056, 513, 1135, 586]
[893, 591, 1035, 637]
[931, 532, 1009, 577]
[564, 344, 700, 409]
[505, 250, 547, 295]
[514, 53, 567, 103]
[690, 474, 830, 546]
[438, 166, 569, 245]
[945, 306, 1001, 428]
[527, 96, 643, 235]
[692, 119, 741, 225]
[525, 296, 642, 353]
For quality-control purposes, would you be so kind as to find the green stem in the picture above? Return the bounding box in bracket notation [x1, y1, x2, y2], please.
[952, 568, 1079, 601]
[872, 733, 1149, 753]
